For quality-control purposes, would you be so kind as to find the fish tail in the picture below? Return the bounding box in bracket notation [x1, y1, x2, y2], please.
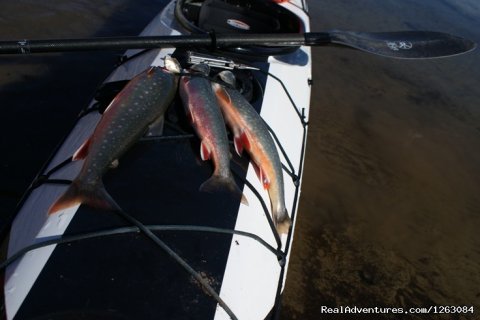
[200, 174, 249, 206]
[274, 208, 292, 235]
[48, 180, 120, 215]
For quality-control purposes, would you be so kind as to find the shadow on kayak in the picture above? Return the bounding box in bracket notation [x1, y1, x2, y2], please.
[0, 0, 170, 225]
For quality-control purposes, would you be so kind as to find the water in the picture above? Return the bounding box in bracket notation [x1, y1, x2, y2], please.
[282, 1, 480, 319]
[0, 1, 479, 319]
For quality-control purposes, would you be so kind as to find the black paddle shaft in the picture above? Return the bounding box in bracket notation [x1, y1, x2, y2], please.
[0, 31, 475, 59]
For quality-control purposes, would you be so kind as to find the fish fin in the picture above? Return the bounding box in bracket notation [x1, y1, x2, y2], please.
[242, 194, 249, 206]
[233, 135, 244, 156]
[240, 130, 251, 151]
[48, 180, 120, 215]
[72, 136, 92, 161]
[233, 130, 250, 156]
[251, 162, 270, 189]
[200, 174, 249, 206]
[147, 66, 156, 76]
[200, 141, 211, 161]
[274, 208, 292, 235]
[48, 182, 83, 215]
[145, 115, 165, 137]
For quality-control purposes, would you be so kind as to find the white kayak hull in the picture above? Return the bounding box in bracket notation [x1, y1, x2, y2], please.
[4, 1, 312, 319]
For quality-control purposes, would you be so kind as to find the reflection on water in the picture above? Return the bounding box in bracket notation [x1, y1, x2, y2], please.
[283, 0, 480, 319]
[0, 1, 479, 319]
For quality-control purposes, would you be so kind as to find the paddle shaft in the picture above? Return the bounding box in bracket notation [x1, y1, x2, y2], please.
[0, 31, 474, 58]
[0, 33, 329, 54]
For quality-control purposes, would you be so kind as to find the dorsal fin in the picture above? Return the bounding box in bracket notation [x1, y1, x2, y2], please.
[72, 136, 92, 161]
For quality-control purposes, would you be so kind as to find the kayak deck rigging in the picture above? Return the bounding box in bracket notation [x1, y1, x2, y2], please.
[1, 50, 309, 319]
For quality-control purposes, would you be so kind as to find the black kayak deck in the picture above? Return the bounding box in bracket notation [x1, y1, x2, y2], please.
[13, 67, 272, 320]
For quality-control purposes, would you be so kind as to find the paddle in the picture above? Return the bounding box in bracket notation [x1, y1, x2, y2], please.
[0, 30, 475, 59]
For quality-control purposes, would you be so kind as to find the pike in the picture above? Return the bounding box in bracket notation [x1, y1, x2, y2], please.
[48, 57, 180, 214]
[179, 64, 246, 204]
[212, 71, 291, 234]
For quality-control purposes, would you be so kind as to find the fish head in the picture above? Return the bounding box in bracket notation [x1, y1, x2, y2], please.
[218, 71, 236, 87]
[164, 55, 182, 74]
[189, 63, 210, 76]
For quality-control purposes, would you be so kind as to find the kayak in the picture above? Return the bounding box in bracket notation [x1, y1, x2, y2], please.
[2, 1, 311, 319]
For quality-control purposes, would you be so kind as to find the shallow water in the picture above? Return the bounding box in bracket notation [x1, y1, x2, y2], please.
[0, 1, 479, 319]
[282, 1, 480, 319]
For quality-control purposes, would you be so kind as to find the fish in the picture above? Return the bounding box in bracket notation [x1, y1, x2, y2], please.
[212, 71, 292, 234]
[48, 57, 180, 214]
[179, 64, 247, 204]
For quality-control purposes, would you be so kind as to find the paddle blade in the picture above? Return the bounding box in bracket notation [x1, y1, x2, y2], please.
[327, 30, 476, 59]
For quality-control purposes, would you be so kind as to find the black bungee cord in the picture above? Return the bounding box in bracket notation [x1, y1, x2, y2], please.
[2, 54, 310, 320]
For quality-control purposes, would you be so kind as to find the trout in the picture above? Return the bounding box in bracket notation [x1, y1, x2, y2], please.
[48, 57, 180, 214]
[212, 71, 291, 234]
[179, 64, 246, 204]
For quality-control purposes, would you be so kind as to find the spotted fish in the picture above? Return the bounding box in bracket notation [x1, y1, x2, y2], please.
[48, 58, 180, 214]
[179, 64, 247, 204]
[212, 71, 291, 234]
